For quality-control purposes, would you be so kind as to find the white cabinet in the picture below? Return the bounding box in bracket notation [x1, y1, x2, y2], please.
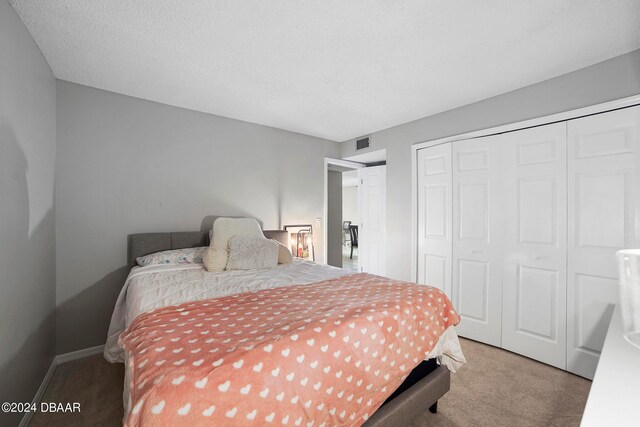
[452, 137, 504, 347]
[566, 106, 640, 378]
[416, 105, 640, 378]
[581, 306, 640, 427]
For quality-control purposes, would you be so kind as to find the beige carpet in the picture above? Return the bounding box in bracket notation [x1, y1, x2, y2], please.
[28, 338, 590, 427]
[409, 339, 591, 427]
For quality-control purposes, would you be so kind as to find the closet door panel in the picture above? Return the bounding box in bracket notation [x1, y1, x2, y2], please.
[501, 123, 567, 369]
[452, 137, 503, 346]
[567, 105, 640, 379]
[417, 144, 452, 296]
[457, 259, 489, 321]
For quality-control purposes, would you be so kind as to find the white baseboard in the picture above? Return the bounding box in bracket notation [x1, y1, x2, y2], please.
[55, 344, 104, 365]
[18, 358, 57, 427]
[19, 345, 105, 427]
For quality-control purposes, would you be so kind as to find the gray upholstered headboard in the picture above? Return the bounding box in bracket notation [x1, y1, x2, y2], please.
[128, 230, 289, 266]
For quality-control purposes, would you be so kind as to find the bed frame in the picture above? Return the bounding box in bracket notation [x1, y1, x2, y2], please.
[128, 230, 451, 426]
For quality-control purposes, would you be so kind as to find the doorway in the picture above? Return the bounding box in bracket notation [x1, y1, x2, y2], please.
[324, 150, 387, 275]
[341, 170, 359, 270]
[324, 158, 363, 270]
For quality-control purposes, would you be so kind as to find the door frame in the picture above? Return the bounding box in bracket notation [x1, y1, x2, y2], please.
[410, 94, 640, 282]
[323, 158, 365, 265]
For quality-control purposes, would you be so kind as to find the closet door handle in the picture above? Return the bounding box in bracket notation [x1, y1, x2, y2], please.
[533, 254, 543, 260]
[471, 249, 482, 254]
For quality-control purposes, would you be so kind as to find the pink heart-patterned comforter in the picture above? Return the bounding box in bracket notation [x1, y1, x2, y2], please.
[120, 273, 460, 426]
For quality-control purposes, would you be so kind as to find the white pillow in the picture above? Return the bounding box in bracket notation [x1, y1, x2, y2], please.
[226, 236, 279, 270]
[203, 217, 265, 272]
[136, 247, 206, 267]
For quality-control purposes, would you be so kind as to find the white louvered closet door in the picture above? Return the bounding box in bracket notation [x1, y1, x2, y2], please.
[500, 123, 568, 369]
[452, 137, 504, 346]
[417, 144, 452, 296]
[567, 105, 640, 379]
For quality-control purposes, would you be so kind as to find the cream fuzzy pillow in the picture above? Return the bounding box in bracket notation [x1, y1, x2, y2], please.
[276, 241, 293, 264]
[203, 217, 265, 272]
[226, 236, 279, 270]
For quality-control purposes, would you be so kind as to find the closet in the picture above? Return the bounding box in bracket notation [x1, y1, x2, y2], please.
[416, 105, 640, 379]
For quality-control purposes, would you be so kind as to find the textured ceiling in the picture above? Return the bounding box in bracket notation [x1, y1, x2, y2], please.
[10, 0, 640, 141]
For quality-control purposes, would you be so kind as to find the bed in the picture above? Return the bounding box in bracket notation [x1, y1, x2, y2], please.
[105, 230, 465, 426]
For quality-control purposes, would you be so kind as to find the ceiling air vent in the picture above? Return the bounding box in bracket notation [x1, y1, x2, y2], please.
[356, 137, 370, 150]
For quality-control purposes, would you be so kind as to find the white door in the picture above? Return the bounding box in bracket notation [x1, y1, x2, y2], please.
[500, 123, 568, 369]
[417, 144, 452, 296]
[567, 105, 640, 379]
[358, 165, 387, 275]
[452, 137, 504, 346]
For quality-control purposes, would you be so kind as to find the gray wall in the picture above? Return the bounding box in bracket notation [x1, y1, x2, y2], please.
[0, 0, 57, 425]
[55, 81, 340, 353]
[327, 171, 343, 267]
[342, 49, 640, 281]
